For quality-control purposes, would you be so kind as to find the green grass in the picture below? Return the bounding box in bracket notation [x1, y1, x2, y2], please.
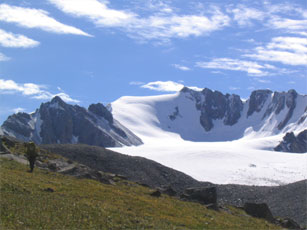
[0, 158, 281, 230]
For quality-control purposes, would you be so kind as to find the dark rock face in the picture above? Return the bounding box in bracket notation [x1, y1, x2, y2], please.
[274, 130, 307, 153]
[1, 96, 142, 147]
[262, 90, 298, 131]
[2, 113, 32, 138]
[39, 98, 117, 147]
[224, 94, 244, 126]
[277, 90, 298, 130]
[243, 202, 275, 222]
[179, 88, 304, 135]
[181, 187, 217, 205]
[0, 138, 11, 154]
[169, 106, 180, 121]
[197, 88, 243, 131]
[88, 103, 113, 124]
[247, 90, 272, 117]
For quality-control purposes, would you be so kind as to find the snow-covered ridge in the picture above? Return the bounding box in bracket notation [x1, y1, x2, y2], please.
[111, 88, 307, 143]
[110, 88, 307, 186]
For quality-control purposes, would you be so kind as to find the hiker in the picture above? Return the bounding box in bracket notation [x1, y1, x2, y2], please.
[25, 142, 38, 173]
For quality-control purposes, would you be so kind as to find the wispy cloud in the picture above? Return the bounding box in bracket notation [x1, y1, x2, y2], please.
[0, 4, 91, 36]
[267, 14, 307, 36]
[245, 37, 307, 66]
[49, 0, 230, 42]
[230, 5, 265, 26]
[0, 52, 10, 61]
[196, 58, 274, 76]
[172, 64, 191, 71]
[49, 0, 136, 27]
[141, 81, 184, 92]
[0, 29, 39, 48]
[11, 107, 25, 113]
[0, 79, 79, 103]
[129, 81, 145, 86]
[141, 80, 202, 92]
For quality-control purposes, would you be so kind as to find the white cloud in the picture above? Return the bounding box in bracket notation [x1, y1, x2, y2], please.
[0, 4, 90, 36]
[0, 52, 10, 61]
[269, 16, 307, 32]
[255, 79, 271, 84]
[141, 81, 184, 92]
[0, 29, 39, 48]
[137, 12, 230, 41]
[49, 0, 230, 42]
[141, 81, 202, 92]
[245, 37, 307, 66]
[196, 58, 272, 76]
[12, 107, 25, 113]
[230, 5, 265, 26]
[0, 79, 79, 103]
[49, 0, 136, 27]
[172, 64, 191, 71]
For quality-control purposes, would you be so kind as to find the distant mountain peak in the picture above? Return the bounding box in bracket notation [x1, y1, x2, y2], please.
[50, 96, 65, 105]
[1, 97, 142, 147]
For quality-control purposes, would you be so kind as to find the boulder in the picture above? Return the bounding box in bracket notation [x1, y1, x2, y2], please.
[276, 217, 301, 229]
[274, 130, 307, 153]
[181, 187, 217, 205]
[243, 202, 274, 222]
[150, 190, 161, 197]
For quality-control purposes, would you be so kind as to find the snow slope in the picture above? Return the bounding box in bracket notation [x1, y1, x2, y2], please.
[109, 90, 307, 186]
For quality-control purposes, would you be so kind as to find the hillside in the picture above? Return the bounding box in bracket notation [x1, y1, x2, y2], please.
[0, 157, 282, 230]
[41, 143, 307, 226]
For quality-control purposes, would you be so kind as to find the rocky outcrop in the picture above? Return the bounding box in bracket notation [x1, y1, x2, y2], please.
[247, 89, 272, 117]
[243, 202, 275, 222]
[274, 130, 307, 153]
[1, 96, 142, 147]
[182, 88, 244, 131]
[178, 88, 305, 135]
[88, 103, 113, 124]
[180, 186, 217, 205]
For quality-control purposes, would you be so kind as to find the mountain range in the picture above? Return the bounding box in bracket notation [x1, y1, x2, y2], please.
[1, 87, 306, 145]
[1, 87, 306, 186]
[111, 87, 306, 142]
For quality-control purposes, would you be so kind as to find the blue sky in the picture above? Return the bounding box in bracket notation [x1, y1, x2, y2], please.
[0, 0, 306, 123]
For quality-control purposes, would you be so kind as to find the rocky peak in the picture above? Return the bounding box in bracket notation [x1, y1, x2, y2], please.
[274, 130, 307, 153]
[88, 103, 113, 124]
[2, 112, 33, 138]
[247, 89, 272, 117]
[180, 86, 193, 93]
[286, 89, 297, 108]
[1, 97, 142, 147]
[197, 89, 244, 131]
[51, 96, 65, 104]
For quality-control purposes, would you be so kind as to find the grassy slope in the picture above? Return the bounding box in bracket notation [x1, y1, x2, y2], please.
[0, 158, 280, 230]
